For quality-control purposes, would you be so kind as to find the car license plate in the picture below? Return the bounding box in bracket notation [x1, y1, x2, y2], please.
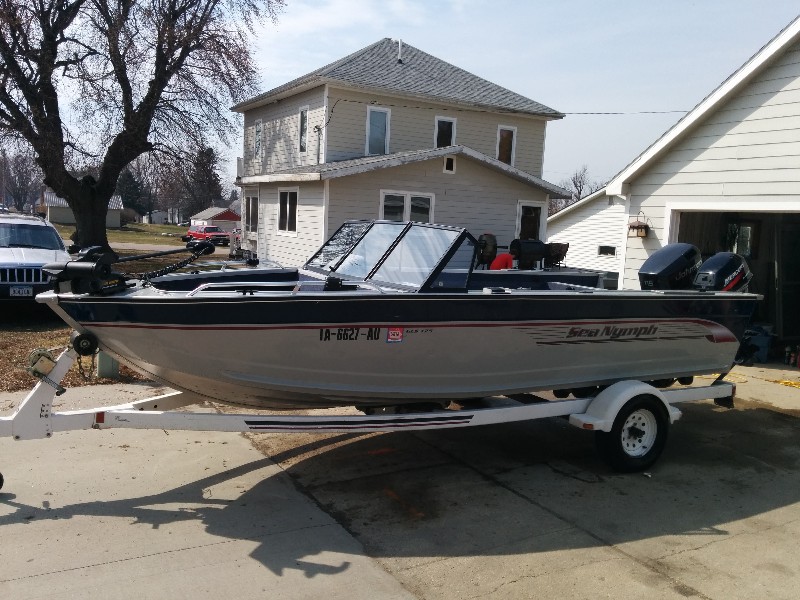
[10, 286, 33, 297]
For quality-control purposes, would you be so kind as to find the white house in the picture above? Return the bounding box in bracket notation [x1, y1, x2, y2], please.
[548, 16, 800, 341]
[233, 38, 569, 267]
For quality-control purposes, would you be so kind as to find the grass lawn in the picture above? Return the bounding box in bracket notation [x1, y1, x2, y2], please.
[53, 222, 186, 246]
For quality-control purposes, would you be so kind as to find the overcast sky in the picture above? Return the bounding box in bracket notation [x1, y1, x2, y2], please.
[240, 0, 799, 188]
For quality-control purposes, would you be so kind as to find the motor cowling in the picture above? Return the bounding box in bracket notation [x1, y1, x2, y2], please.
[693, 252, 752, 292]
[638, 243, 702, 290]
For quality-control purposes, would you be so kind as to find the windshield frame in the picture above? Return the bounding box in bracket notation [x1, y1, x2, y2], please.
[304, 220, 475, 291]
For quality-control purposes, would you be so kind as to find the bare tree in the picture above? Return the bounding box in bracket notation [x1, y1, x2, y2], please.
[5, 147, 42, 211]
[0, 0, 283, 250]
[550, 165, 606, 215]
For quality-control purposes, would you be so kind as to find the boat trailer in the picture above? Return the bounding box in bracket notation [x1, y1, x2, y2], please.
[0, 347, 737, 490]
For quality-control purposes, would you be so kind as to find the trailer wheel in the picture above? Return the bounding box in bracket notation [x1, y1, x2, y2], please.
[595, 395, 669, 472]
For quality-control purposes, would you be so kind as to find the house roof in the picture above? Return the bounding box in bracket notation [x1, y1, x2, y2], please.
[237, 145, 571, 199]
[606, 15, 800, 196]
[232, 38, 563, 119]
[43, 190, 123, 210]
[191, 207, 240, 221]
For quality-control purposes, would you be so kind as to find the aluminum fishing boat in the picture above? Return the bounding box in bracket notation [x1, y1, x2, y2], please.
[37, 220, 760, 409]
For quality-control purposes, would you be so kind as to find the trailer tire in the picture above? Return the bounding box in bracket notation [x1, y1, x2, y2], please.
[595, 394, 669, 472]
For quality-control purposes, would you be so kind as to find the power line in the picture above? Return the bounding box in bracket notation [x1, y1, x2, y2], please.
[563, 110, 688, 115]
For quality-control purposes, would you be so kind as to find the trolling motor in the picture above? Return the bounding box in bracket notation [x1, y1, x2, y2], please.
[43, 242, 216, 295]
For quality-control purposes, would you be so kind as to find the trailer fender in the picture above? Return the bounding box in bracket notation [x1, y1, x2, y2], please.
[568, 381, 682, 432]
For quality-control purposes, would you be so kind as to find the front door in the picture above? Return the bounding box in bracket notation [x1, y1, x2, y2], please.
[518, 204, 541, 240]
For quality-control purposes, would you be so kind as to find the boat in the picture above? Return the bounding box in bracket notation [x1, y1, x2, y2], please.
[37, 220, 760, 410]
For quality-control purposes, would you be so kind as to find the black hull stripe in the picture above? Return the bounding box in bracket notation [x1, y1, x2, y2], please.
[244, 415, 474, 430]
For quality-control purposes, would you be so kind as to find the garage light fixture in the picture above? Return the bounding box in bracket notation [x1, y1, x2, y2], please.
[628, 212, 651, 238]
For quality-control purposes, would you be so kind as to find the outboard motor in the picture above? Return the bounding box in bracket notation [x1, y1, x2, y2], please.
[693, 252, 752, 292]
[638, 243, 702, 290]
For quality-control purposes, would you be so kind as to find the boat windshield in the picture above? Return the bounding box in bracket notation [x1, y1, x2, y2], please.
[305, 221, 371, 270]
[305, 221, 470, 289]
[372, 225, 460, 287]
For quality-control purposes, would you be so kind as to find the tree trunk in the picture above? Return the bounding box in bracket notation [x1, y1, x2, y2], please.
[62, 180, 113, 253]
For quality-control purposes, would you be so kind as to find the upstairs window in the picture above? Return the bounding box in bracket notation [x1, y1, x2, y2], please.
[366, 107, 390, 155]
[299, 107, 308, 153]
[497, 125, 516, 165]
[435, 117, 456, 148]
[278, 189, 298, 233]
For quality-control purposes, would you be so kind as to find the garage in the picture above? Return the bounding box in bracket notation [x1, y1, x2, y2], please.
[677, 211, 800, 342]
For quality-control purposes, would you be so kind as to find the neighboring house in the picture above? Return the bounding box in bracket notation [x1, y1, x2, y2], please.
[549, 16, 800, 341]
[189, 207, 241, 233]
[233, 38, 569, 267]
[142, 210, 170, 225]
[37, 190, 123, 228]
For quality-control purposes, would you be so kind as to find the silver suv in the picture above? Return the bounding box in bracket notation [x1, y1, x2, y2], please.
[0, 213, 70, 302]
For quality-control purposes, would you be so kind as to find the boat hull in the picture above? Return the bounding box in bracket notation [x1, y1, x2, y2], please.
[41, 289, 758, 409]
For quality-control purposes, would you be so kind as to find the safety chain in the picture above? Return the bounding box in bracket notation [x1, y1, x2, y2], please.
[76, 351, 97, 381]
[130, 245, 210, 285]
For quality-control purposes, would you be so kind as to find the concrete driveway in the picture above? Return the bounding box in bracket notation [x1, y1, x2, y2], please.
[1, 364, 798, 599]
[247, 364, 800, 599]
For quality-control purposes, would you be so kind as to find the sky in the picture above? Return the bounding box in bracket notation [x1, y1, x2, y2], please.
[236, 0, 800, 188]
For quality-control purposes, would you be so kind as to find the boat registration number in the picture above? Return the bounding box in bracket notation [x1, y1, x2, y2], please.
[319, 327, 382, 342]
[10, 286, 33, 297]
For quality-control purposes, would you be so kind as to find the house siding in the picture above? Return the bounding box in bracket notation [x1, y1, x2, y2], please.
[324, 87, 547, 176]
[326, 156, 549, 247]
[242, 87, 327, 177]
[256, 181, 326, 267]
[547, 196, 627, 274]
[622, 40, 800, 288]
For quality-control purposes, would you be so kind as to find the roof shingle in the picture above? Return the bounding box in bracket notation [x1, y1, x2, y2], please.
[233, 38, 562, 118]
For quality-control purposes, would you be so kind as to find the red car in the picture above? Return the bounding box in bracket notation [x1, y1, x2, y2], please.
[183, 225, 230, 246]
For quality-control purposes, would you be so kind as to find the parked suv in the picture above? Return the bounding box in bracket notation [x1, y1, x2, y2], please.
[0, 214, 70, 302]
[183, 224, 230, 246]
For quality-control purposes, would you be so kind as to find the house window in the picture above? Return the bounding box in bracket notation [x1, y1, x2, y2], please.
[598, 245, 616, 256]
[725, 219, 759, 259]
[278, 189, 298, 233]
[299, 107, 308, 153]
[254, 119, 262, 157]
[380, 191, 434, 223]
[497, 125, 516, 165]
[245, 192, 258, 233]
[443, 156, 456, 173]
[435, 117, 456, 148]
[366, 107, 390, 155]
